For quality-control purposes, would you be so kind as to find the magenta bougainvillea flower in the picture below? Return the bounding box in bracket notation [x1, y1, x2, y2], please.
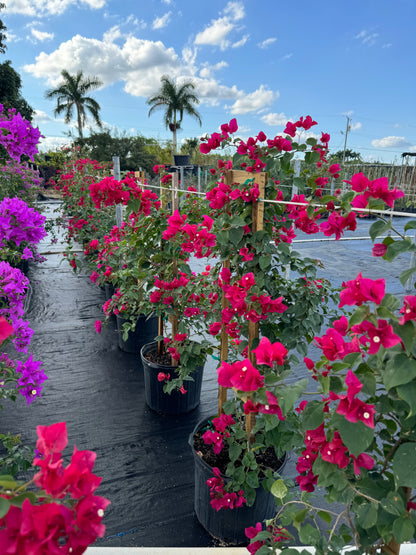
[252, 336, 287, 367]
[399, 295, 416, 324]
[217, 359, 264, 391]
[339, 272, 385, 307]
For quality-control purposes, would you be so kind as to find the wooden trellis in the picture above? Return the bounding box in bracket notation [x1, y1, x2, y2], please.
[218, 170, 268, 434]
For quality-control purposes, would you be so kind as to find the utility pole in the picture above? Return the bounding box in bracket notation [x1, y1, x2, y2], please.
[342, 116, 351, 166]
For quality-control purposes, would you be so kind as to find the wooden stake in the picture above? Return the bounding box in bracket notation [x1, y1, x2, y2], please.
[223, 170, 267, 440]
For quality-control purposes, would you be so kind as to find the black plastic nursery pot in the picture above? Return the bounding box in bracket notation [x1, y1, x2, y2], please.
[140, 341, 204, 415]
[173, 154, 191, 166]
[116, 315, 159, 354]
[189, 417, 287, 545]
[104, 282, 115, 301]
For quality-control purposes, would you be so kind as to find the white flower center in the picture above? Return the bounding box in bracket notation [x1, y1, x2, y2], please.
[406, 308, 411, 314]
[242, 366, 247, 372]
[373, 336, 380, 343]
[97, 509, 104, 517]
[265, 405, 270, 410]
[31, 389, 37, 395]
[363, 412, 370, 419]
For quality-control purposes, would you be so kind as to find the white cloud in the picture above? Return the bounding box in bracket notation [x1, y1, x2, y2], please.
[229, 85, 278, 115]
[162, 0, 172, 3]
[261, 112, 289, 126]
[6, 0, 105, 17]
[342, 110, 354, 117]
[24, 32, 244, 107]
[152, 12, 172, 30]
[24, 34, 180, 96]
[199, 60, 228, 78]
[408, 146, 416, 153]
[232, 35, 249, 48]
[33, 110, 54, 124]
[371, 136, 411, 149]
[223, 1, 245, 20]
[258, 37, 276, 49]
[30, 28, 54, 42]
[103, 25, 122, 43]
[382, 43, 392, 48]
[194, 1, 245, 50]
[182, 46, 198, 66]
[355, 29, 379, 46]
[350, 122, 362, 131]
[281, 53, 293, 61]
[38, 135, 71, 152]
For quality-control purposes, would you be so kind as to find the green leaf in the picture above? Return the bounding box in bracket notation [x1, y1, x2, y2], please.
[356, 502, 378, 529]
[332, 413, 374, 457]
[229, 443, 242, 463]
[405, 220, 416, 231]
[259, 254, 272, 271]
[393, 443, 416, 488]
[393, 321, 415, 353]
[246, 471, 259, 489]
[8, 491, 37, 508]
[399, 266, 416, 286]
[392, 516, 415, 542]
[397, 383, 416, 417]
[385, 239, 412, 262]
[369, 219, 391, 242]
[384, 353, 416, 390]
[317, 510, 332, 525]
[298, 522, 321, 544]
[270, 478, 288, 500]
[300, 400, 324, 432]
[381, 491, 406, 516]
[0, 496, 10, 518]
[229, 226, 244, 246]
[348, 305, 370, 327]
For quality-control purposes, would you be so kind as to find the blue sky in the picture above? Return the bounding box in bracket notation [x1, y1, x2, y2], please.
[2, 0, 416, 163]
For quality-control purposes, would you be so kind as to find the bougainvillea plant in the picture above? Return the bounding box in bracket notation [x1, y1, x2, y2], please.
[0, 422, 110, 554]
[194, 117, 413, 555]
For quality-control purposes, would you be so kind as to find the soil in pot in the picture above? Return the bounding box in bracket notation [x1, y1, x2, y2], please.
[140, 341, 204, 415]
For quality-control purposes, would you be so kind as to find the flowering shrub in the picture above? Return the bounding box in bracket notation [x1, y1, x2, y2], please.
[0, 261, 47, 403]
[193, 117, 416, 554]
[0, 422, 110, 554]
[0, 159, 42, 205]
[0, 105, 42, 163]
[0, 196, 47, 268]
[55, 154, 115, 271]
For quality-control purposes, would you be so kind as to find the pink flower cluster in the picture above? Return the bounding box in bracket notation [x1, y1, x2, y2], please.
[245, 521, 291, 554]
[0, 422, 109, 554]
[162, 210, 216, 258]
[346, 172, 404, 209]
[209, 271, 288, 340]
[202, 414, 235, 454]
[206, 467, 246, 511]
[296, 421, 374, 492]
[206, 179, 261, 210]
[199, 118, 238, 154]
[89, 176, 159, 212]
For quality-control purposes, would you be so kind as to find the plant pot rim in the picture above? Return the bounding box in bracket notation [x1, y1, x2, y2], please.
[140, 340, 205, 370]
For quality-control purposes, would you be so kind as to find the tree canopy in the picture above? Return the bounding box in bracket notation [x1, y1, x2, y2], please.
[45, 70, 103, 139]
[147, 75, 202, 156]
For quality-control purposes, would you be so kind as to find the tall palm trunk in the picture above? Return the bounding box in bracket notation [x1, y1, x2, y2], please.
[76, 103, 83, 139]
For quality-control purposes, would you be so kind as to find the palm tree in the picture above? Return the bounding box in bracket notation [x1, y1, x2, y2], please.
[45, 70, 103, 139]
[147, 75, 202, 156]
